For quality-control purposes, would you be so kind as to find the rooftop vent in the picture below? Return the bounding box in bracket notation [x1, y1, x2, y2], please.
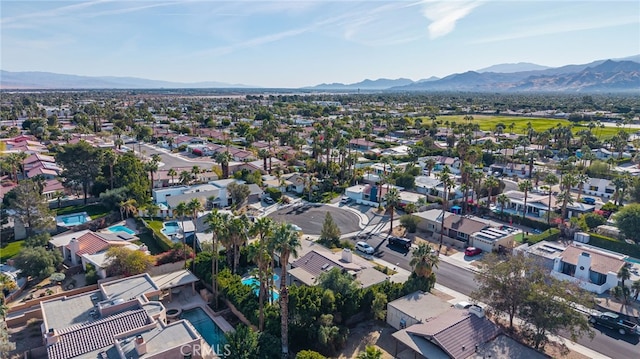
[135, 335, 147, 355]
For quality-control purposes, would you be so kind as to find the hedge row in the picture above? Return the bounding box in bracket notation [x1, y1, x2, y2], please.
[137, 218, 173, 252]
[525, 228, 560, 244]
[587, 233, 640, 259]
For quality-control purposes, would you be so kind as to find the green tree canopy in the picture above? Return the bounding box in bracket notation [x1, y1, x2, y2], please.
[13, 247, 62, 280]
[8, 180, 55, 237]
[112, 152, 150, 205]
[295, 350, 327, 359]
[105, 247, 154, 277]
[615, 203, 640, 243]
[224, 324, 259, 359]
[56, 141, 104, 204]
[319, 212, 341, 248]
[227, 182, 251, 209]
[24, 233, 51, 248]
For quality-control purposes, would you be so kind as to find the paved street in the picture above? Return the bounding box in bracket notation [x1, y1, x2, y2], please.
[268, 203, 361, 235]
[138, 143, 217, 168]
[341, 225, 639, 359]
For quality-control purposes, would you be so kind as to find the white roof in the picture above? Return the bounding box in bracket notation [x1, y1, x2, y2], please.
[50, 229, 92, 248]
[412, 209, 455, 222]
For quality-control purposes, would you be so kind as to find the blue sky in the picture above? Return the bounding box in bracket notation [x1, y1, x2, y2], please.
[2, 0, 639, 88]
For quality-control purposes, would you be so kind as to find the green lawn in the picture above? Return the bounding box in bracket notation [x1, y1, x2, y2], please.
[438, 115, 621, 139]
[55, 204, 111, 219]
[1, 240, 24, 262]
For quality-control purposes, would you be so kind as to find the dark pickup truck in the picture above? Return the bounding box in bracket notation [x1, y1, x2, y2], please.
[589, 312, 640, 336]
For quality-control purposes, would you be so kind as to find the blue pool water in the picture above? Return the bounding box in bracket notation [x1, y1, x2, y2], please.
[182, 307, 226, 348]
[56, 212, 90, 226]
[241, 275, 280, 302]
[625, 257, 640, 265]
[107, 225, 135, 235]
[162, 221, 181, 235]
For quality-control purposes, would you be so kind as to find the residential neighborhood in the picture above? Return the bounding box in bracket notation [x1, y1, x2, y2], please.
[1, 91, 640, 359]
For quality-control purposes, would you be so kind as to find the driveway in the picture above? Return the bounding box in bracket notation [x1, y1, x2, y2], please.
[267, 204, 361, 235]
[139, 143, 216, 168]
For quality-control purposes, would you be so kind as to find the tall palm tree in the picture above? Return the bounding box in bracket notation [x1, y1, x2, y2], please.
[214, 151, 233, 179]
[424, 158, 436, 177]
[409, 243, 439, 278]
[228, 215, 250, 274]
[575, 173, 589, 201]
[248, 217, 275, 330]
[618, 265, 631, 288]
[258, 149, 270, 172]
[631, 279, 640, 301]
[187, 198, 204, 269]
[543, 173, 559, 225]
[557, 189, 574, 221]
[270, 222, 302, 358]
[205, 210, 230, 310]
[518, 180, 533, 221]
[175, 202, 189, 262]
[384, 187, 400, 234]
[167, 168, 177, 186]
[191, 165, 201, 183]
[484, 176, 499, 208]
[437, 167, 455, 254]
[104, 148, 117, 190]
[146, 155, 160, 196]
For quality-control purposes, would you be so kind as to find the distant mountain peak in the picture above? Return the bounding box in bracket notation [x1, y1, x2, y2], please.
[477, 62, 551, 73]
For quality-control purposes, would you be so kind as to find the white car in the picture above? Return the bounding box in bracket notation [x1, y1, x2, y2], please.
[340, 196, 352, 204]
[356, 241, 374, 254]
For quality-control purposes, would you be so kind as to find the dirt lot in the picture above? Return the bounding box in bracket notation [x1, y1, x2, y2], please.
[337, 320, 395, 359]
[7, 319, 46, 359]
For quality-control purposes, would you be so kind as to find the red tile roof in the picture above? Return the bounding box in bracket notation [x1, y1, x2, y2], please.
[66, 232, 110, 256]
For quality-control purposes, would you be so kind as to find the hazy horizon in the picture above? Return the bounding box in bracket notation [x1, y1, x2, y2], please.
[2, 0, 639, 88]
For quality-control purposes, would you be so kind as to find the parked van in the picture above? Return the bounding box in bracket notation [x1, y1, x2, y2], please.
[388, 236, 412, 249]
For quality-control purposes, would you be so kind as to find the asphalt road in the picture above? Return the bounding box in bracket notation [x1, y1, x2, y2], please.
[344, 232, 640, 359]
[139, 143, 217, 169]
[268, 204, 361, 235]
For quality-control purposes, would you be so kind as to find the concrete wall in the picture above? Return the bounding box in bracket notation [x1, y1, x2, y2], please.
[386, 305, 420, 331]
[148, 261, 187, 276]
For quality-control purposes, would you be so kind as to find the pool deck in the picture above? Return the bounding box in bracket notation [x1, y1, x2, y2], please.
[161, 289, 234, 333]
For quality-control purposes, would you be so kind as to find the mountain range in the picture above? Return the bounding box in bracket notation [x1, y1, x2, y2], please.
[1, 55, 639, 92]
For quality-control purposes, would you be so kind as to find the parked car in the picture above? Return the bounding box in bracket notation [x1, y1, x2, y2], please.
[340, 196, 352, 204]
[589, 312, 640, 335]
[388, 236, 412, 250]
[356, 241, 374, 254]
[464, 247, 483, 257]
[454, 301, 473, 309]
[263, 196, 275, 205]
[582, 197, 596, 205]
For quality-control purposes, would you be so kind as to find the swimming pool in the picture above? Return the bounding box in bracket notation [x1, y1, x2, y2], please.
[106, 225, 135, 235]
[182, 307, 226, 348]
[625, 257, 640, 265]
[241, 274, 280, 302]
[56, 212, 91, 227]
[162, 221, 181, 235]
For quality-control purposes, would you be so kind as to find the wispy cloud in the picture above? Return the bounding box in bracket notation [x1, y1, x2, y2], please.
[421, 0, 481, 39]
[474, 15, 640, 44]
[84, 2, 183, 18]
[0, 0, 108, 26]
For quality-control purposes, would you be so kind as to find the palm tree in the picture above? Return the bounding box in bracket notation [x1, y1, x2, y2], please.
[258, 149, 270, 172]
[205, 210, 230, 310]
[518, 180, 533, 220]
[187, 198, 203, 269]
[424, 158, 436, 177]
[167, 168, 177, 186]
[179, 170, 192, 185]
[557, 189, 574, 221]
[618, 265, 631, 288]
[631, 279, 640, 301]
[496, 193, 510, 216]
[543, 173, 559, 225]
[191, 165, 201, 183]
[145, 156, 160, 196]
[270, 222, 302, 358]
[575, 173, 589, 201]
[437, 167, 455, 254]
[484, 176, 499, 208]
[612, 175, 630, 206]
[215, 151, 233, 179]
[104, 148, 117, 190]
[119, 199, 137, 220]
[409, 243, 439, 278]
[248, 218, 275, 330]
[357, 346, 383, 359]
[172, 201, 188, 264]
[228, 215, 250, 274]
[384, 187, 400, 234]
